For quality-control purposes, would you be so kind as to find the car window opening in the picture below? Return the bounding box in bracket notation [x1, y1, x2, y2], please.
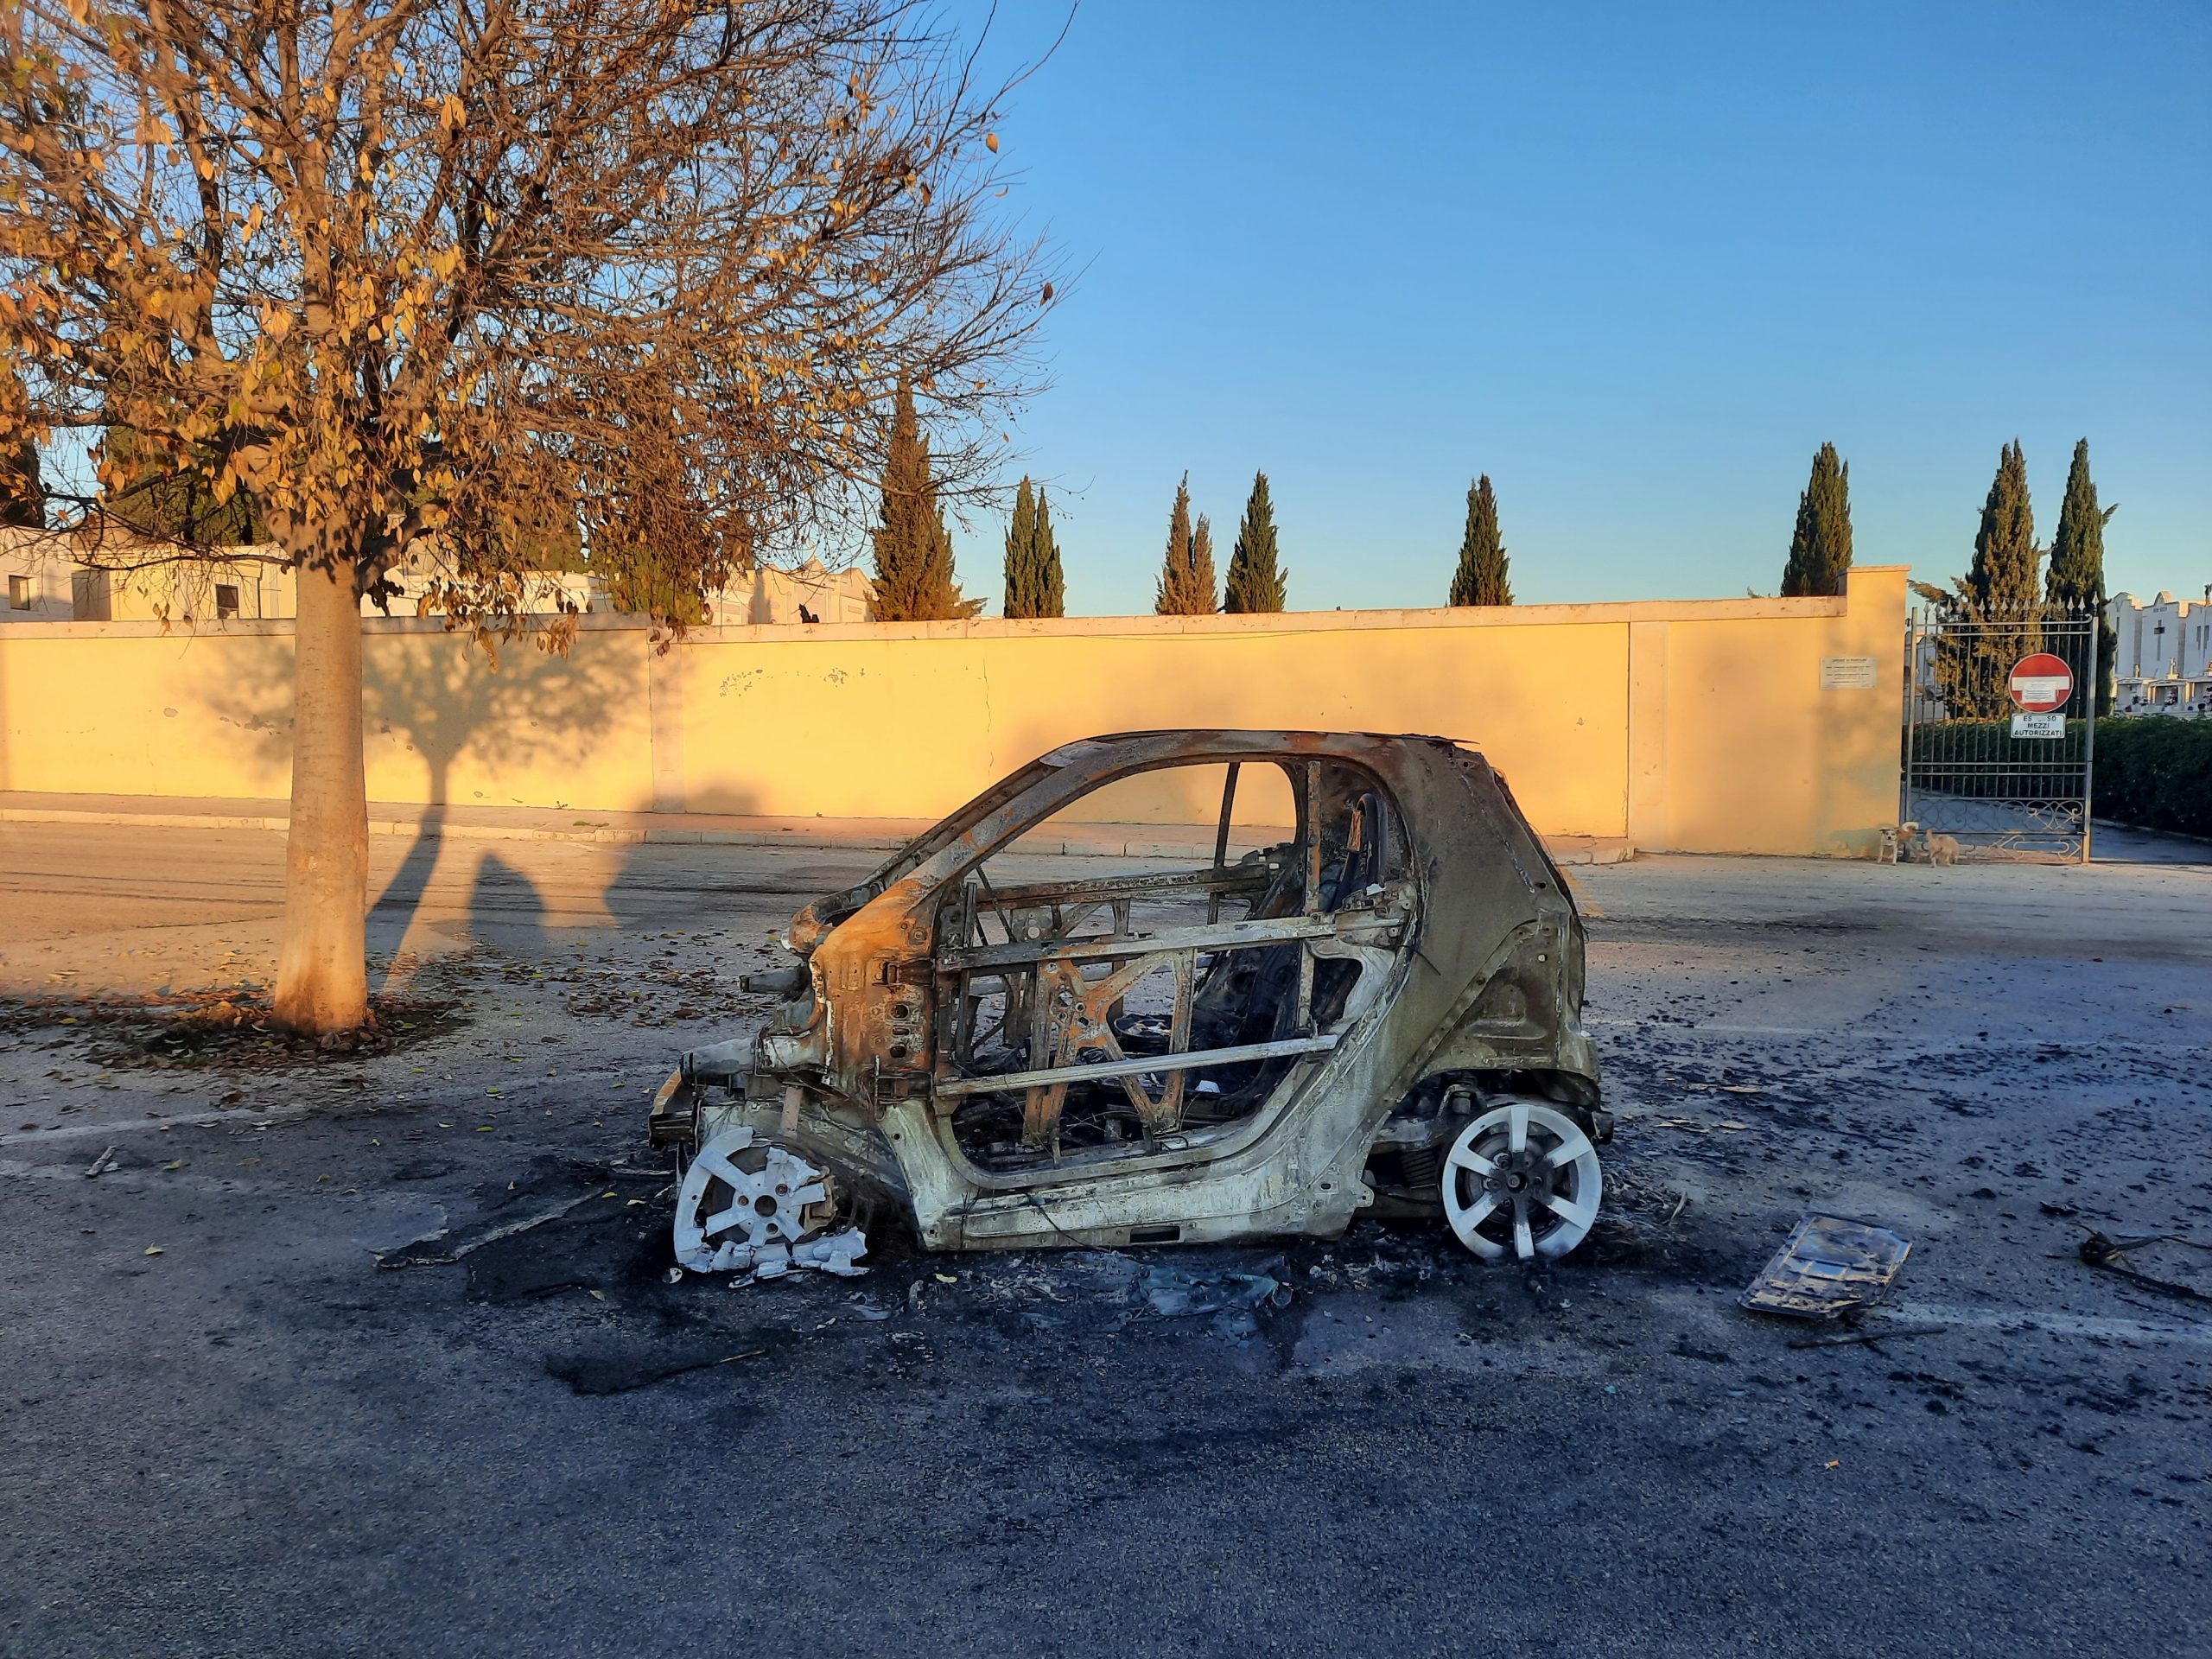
[936, 758, 1412, 1170]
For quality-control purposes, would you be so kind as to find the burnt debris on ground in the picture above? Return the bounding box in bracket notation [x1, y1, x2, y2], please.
[0, 989, 466, 1067]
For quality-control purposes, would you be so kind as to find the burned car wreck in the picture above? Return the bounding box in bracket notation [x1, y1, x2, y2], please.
[652, 730, 1608, 1278]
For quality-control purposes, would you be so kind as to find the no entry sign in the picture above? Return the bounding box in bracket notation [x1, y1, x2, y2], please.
[2008, 652, 2074, 713]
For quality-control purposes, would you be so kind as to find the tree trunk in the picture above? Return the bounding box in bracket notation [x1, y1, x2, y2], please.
[274, 553, 370, 1033]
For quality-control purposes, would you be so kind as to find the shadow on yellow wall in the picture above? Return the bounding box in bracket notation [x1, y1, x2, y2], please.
[194, 624, 639, 953]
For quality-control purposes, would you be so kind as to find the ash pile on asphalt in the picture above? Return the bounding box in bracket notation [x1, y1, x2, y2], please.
[0, 989, 465, 1068]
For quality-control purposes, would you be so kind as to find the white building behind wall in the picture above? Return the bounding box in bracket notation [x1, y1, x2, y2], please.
[361, 553, 873, 624]
[2109, 590, 2212, 717]
[0, 527, 73, 619]
[1, 526, 289, 623]
[3, 525, 876, 626]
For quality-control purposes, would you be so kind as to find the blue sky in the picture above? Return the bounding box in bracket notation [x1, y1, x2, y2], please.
[931, 1, 2210, 613]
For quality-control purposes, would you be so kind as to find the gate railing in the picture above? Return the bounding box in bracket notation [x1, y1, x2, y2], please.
[1902, 602, 2099, 861]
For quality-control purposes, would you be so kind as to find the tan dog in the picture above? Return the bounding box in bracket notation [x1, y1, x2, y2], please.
[1897, 822, 1961, 866]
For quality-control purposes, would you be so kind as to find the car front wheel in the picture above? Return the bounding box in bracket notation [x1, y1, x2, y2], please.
[1440, 1101, 1604, 1262]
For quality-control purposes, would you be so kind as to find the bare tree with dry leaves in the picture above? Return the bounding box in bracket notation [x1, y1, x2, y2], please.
[0, 0, 1057, 1033]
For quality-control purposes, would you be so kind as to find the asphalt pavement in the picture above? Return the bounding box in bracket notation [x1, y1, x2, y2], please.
[2, 820, 2209, 1657]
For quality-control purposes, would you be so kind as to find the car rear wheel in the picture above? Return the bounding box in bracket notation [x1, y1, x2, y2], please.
[1441, 1101, 1603, 1262]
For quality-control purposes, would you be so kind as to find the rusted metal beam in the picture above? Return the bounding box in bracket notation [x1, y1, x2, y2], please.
[1021, 958, 1065, 1147]
[942, 912, 1344, 974]
[988, 865, 1271, 908]
[1295, 762, 1323, 1030]
[1209, 762, 1243, 925]
[1146, 951, 1197, 1132]
[1302, 761, 1323, 918]
[936, 1033, 1340, 1099]
[1020, 950, 1176, 1147]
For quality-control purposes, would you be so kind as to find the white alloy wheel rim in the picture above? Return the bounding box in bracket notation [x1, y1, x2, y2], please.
[674, 1127, 832, 1269]
[1441, 1101, 1603, 1262]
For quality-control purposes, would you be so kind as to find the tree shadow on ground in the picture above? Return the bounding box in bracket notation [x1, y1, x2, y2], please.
[465, 850, 551, 957]
[366, 803, 448, 976]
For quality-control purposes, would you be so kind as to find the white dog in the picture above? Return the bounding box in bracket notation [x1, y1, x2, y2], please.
[1897, 822, 1960, 867]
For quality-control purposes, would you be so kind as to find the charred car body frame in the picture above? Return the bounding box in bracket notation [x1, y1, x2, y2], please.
[654, 731, 1610, 1267]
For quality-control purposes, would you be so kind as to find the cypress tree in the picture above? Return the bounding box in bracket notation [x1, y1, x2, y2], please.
[1936, 440, 2042, 715]
[1031, 492, 1065, 617]
[1782, 489, 1815, 597]
[1223, 470, 1286, 613]
[2046, 438, 2117, 716]
[1001, 476, 1038, 617]
[999, 478, 1065, 619]
[870, 383, 980, 621]
[1968, 440, 2038, 610]
[1154, 474, 1215, 614]
[1780, 442, 1852, 597]
[1447, 474, 1511, 605]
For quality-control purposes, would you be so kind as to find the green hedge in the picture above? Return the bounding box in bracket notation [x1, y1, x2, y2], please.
[1906, 716, 2211, 836]
[2090, 718, 2212, 838]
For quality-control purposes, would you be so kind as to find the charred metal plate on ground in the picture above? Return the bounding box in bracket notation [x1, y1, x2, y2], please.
[1742, 1213, 1913, 1319]
[652, 731, 1610, 1268]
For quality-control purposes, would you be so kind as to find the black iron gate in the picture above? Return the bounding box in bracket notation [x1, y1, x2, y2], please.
[1902, 603, 2099, 861]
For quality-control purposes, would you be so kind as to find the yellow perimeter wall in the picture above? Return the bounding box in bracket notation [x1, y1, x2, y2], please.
[0, 565, 1907, 855]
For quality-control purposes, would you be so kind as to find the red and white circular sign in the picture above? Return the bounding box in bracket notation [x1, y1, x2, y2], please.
[2008, 652, 2074, 713]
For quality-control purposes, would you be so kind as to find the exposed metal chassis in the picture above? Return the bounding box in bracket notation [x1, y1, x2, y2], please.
[652, 730, 1604, 1255]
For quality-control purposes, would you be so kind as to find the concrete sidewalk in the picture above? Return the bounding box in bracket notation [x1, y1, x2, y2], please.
[0, 789, 1635, 864]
